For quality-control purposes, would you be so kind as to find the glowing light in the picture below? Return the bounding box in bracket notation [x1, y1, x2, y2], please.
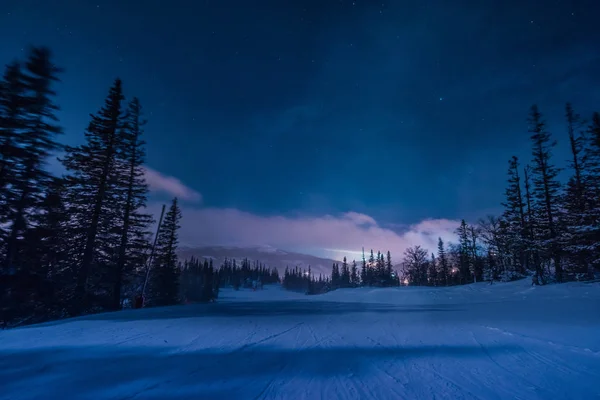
[403, 278, 409, 285]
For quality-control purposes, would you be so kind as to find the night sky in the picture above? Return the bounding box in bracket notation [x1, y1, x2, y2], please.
[2, 0, 600, 257]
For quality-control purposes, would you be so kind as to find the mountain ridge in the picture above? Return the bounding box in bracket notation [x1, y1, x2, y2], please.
[177, 245, 339, 277]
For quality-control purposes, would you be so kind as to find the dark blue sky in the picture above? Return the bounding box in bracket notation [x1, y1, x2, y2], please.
[2, 0, 600, 228]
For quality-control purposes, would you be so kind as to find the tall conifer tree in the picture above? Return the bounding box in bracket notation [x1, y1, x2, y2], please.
[3, 48, 62, 272]
[62, 78, 125, 309]
[528, 105, 563, 282]
[112, 97, 152, 310]
[148, 197, 182, 306]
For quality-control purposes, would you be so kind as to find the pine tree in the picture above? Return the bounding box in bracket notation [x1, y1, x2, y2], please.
[360, 247, 367, 286]
[456, 220, 472, 283]
[350, 259, 358, 286]
[469, 225, 484, 282]
[523, 164, 542, 282]
[368, 249, 375, 285]
[501, 156, 527, 274]
[528, 105, 563, 282]
[331, 262, 340, 288]
[582, 113, 600, 276]
[478, 215, 511, 281]
[111, 97, 152, 310]
[561, 103, 590, 276]
[0, 61, 27, 223]
[20, 178, 70, 276]
[61, 78, 125, 309]
[341, 256, 350, 287]
[565, 104, 585, 212]
[201, 264, 214, 302]
[428, 253, 437, 286]
[16, 178, 70, 320]
[3, 48, 63, 273]
[437, 237, 449, 286]
[385, 251, 393, 286]
[148, 197, 182, 306]
[375, 251, 385, 285]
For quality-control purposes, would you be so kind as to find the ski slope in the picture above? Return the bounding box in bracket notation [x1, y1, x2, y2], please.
[1, 280, 599, 400]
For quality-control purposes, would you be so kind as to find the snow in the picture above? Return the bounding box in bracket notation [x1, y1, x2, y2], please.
[1, 280, 599, 400]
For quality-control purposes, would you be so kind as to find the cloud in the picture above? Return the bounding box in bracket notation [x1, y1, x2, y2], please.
[44, 155, 202, 203]
[143, 167, 202, 203]
[150, 203, 459, 261]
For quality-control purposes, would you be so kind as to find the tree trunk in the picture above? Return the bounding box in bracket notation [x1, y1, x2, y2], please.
[76, 132, 116, 312]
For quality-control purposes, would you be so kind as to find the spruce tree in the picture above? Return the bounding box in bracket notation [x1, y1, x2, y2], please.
[385, 251, 393, 286]
[523, 165, 543, 283]
[565, 104, 585, 212]
[528, 105, 563, 282]
[469, 226, 483, 282]
[360, 248, 367, 286]
[0, 62, 27, 215]
[331, 262, 340, 288]
[456, 220, 472, 283]
[200, 264, 214, 302]
[582, 113, 600, 277]
[148, 197, 182, 306]
[3, 48, 63, 273]
[501, 156, 527, 274]
[20, 178, 70, 276]
[429, 253, 437, 286]
[350, 259, 358, 286]
[376, 251, 385, 284]
[61, 78, 124, 309]
[112, 97, 152, 310]
[341, 256, 350, 287]
[562, 103, 590, 276]
[437, 237, 449, 286]
[20, 178, 72, 316]
[368, 249, 375, 285]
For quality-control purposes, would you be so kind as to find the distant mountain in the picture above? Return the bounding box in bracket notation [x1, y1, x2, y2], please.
[177, 245, 338, 277]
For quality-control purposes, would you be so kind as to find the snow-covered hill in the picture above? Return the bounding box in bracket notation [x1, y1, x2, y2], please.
[177, 245, 338, 276]
[1, 279, 599, 399]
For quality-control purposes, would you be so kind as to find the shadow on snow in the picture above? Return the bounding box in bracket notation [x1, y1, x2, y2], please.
[0, 343, 523, 399]
[69, 300, 463, 323]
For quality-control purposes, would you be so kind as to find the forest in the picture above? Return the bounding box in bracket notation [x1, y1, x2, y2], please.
[0, 47, 216, 327]
[287, 102, 600, 291]
[1, 46, 599, 327]
[397, 103, 600, 287]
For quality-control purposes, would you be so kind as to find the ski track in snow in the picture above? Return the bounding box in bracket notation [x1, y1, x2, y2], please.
[1, 281, 600, 400]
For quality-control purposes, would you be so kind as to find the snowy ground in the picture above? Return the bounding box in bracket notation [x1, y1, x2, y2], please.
[1, 280, 599, 400]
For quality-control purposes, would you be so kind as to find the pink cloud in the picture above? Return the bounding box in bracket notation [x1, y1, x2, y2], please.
[147, 202, 459, 261]
[143, 167, 202, 202]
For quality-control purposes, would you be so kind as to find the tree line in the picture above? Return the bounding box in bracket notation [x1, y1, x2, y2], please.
[282, 250, 400, 294]
[400, 104, 600, 286]
[218, 257, 280, 289]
